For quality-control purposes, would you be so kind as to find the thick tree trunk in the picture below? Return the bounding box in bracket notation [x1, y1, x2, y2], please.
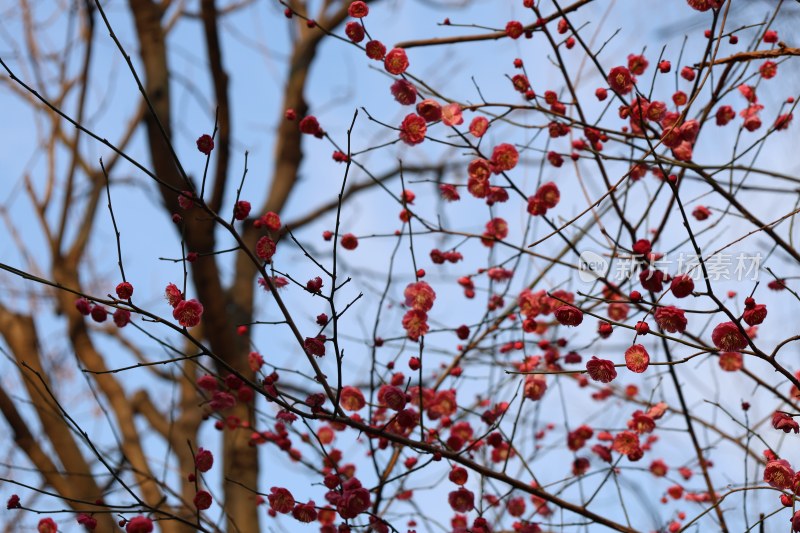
[128, 1, 260, 530]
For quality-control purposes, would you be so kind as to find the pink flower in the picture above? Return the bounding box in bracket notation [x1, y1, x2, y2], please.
[680, 66, 696, 81]
[193, 490, 212, 510]
[670, 275, 694, 298]
[365, 40, 386, 60]
[715, 105, 735, 126]
[233, 200, 251, 220]
[536, 182, 560, 209]
[196, 134, 214, 155]
[178, 190, 196, 210]
[627, 53, 649, 75]
[639, 269, 665, 292]
[304, 335, 326, 357]
[378, 384, 407, 411]
[764, 459, 794, 489]
[384, 48, 409, 75]
[75, 298, 91, 315]
[738, 83, 757, 102]
[248, 351, 264, 372]
[512, 74, 530, 93]
[469, 116, 489, 137]
[629, 411, 655, 434]
[339, 386, 366, 411]
[612, 430, 640, 455]
[718, 351, 743, 371]
[775, 113, 793, 131]
[654, 306, 687, 333]
[173, 298, 203, 328]
[348, 1, 368, 18]
[399, 114, 427, 145]
[76, 514, 97, 530]
[195, 447, 213, 472]
[416, 99, 442, 122]
[586, 356, 617, 383]
[773, 412, 799, 434]
[686, 0, 724, 11]
[165, 283, 183, 307]
[567, 425, 594, 451]
[490, 143, 519, 172]
[711, 321, 748, 351]
[743, 304, 767, 326]
[38, 518, 57, 533]
[255, 236, 276, 262]
[439, 184, 460, 201]
[467, 158, 491, 198]
[759, 61, 777, 79]
[299, 116, 320, 135]
[6, 494, 20, 509]
[391, 79, 417, 105]
[523, 375, 547, 401]
[441, 103, 463, 126]
[268, 487, 295, 514]
[607, 66, 634, 94]
[592, 444, 612, 462]
[292, 501, 317, 522]
[402, 308, 429, 341]
[90, 305, 107, 323]
[554, 305, 583, 327]
[116, 282, 134, 299]
[337, 486, 371, 519]
[125, 516, 154, 533]
[113, 309, 131, 328]
[345, 21, 365, 43]
[341, 233, 359, 250]
[255, 211, 281, 230]
[306, 276, 323, 293]
[448, 488, 475, 512]
[505, 21, 524, 39]
[625, 344, 650, 373]
[404, 281, 436, 312]
[209, 391, 236, 411]
[196, 374, 218, 390]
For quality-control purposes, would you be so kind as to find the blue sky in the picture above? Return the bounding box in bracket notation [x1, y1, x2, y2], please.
[1, 0, 800, 531]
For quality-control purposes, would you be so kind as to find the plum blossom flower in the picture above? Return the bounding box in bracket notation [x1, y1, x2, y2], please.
[339, 386, 366, 411]
[268, 487, 295, 514]
[764, 459, 794, 489]
[773, 412, 799, 434]
[523, 375, 547, 401]
[711, 322, 748, 351]
[586, 356, 617, 383]
[555, 305, 583, 326]
[607, 66, 634, 94]
[441, 103, 463, 126]
[125, 516, 154, 533]
[402, 309, 429, 341]
[384, 48, 409, 75]
[448, 488, 475, 512]
[399, 114, 427, 145]
[654, 306, 687, 333]
[195, 448, 214, 472]
[404, 281, 436, 312]
[196, 134, 214, 155]
[173, 299, 203, 328]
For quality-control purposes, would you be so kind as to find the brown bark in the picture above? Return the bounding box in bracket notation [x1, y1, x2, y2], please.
[127, 1, 259, 529]
[0, 308, 118, 531]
